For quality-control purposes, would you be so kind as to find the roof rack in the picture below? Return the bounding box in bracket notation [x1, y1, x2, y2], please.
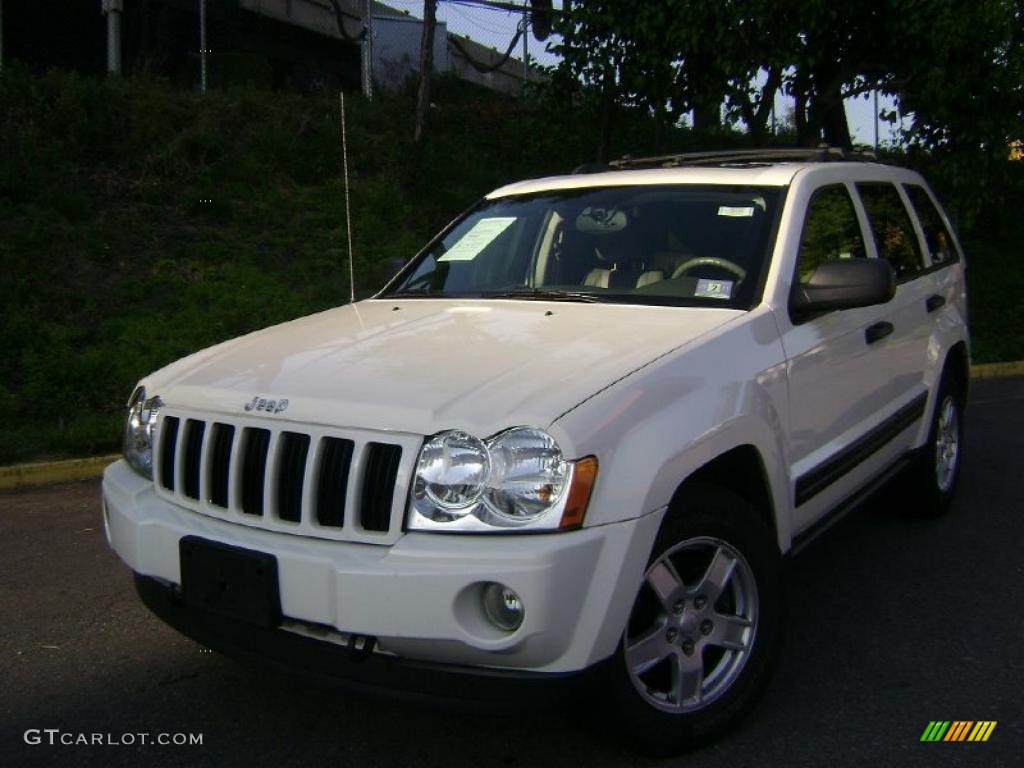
[591, 145, 878, 172]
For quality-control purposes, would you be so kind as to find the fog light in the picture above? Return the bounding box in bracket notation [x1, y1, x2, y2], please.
[482, 582, 524, 632]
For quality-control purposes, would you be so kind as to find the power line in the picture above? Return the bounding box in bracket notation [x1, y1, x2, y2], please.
[447, 5, 511, 37]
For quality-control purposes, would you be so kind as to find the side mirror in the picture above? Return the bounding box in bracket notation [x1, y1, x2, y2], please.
[790, 259, 895, 317]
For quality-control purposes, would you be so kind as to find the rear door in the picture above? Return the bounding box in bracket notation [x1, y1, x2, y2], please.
[900, 181, 969, 405]
[852, 181, 933, 415]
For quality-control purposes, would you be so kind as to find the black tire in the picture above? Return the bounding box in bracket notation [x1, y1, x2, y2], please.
[603, 485, 782, 756]
[904, 375, 965, 517]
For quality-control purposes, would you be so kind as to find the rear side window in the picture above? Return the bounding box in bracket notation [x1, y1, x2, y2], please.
[856, 182, 926, 280]
[796, 185, 866, 283]
[904, 184, 961, 267]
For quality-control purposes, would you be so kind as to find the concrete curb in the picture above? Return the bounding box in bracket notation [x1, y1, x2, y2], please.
[0, 361, 1021, 491]
[970, 360, 1024, 379]
[0, 455, 120, 492]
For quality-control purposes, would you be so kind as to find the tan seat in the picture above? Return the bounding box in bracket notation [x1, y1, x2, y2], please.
[583, 268, 612, 288]
[635, 270, 664, 288]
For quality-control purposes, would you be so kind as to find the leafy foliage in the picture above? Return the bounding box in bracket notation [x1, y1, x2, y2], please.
[551, 0, 1024, 158]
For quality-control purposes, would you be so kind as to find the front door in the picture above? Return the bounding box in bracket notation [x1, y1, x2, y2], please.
[777, 180, 907, 535]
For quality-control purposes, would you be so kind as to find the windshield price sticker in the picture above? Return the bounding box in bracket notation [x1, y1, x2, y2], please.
[438, 217, 517, 262]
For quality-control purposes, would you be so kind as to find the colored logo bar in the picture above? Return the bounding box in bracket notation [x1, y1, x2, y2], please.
[920, 721, 997, 742]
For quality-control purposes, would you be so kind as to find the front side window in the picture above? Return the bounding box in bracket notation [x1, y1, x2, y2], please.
[904, 184, 960, 267]
[383, 185, 782, 308]
[856, 182, 926, 280]
[795, 184, 866, 284]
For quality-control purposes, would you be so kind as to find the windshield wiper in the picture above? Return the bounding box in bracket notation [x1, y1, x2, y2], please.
[485, 288, 603, 303]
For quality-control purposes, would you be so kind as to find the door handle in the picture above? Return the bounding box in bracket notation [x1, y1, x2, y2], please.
[926, 294, 946, 313]
[865, 321, 894, 345]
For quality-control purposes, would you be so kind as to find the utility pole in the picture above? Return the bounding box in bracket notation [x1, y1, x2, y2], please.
[521, 4, 528, 95]
[361, 0, 373, 99]
[199, 0, 207, 94]
[413, 0, 437, 143]
[102, 0, 124, 77]
[873, 90, 879, 152]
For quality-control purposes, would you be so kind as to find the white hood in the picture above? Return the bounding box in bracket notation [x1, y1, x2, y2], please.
[146, 299, 741, 437]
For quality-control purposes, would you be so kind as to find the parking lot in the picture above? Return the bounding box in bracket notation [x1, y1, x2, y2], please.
[1, 377, 1021, 767]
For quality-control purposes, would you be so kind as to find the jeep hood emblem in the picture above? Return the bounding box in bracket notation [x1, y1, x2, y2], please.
[244, 396, 289, 414]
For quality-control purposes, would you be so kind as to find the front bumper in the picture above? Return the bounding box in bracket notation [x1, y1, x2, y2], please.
[103, 460, 663, 673]
[133, 574, 597, 705]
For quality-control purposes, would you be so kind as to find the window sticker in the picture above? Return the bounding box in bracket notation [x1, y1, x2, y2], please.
[694, 278, 733, 299]
[437, 217, 517, 262]
[718, 206, 755, 218]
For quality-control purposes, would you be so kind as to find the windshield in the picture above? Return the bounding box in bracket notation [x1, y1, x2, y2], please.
[382, 185, 782, 307]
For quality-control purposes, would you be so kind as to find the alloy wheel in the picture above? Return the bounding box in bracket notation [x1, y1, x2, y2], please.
[623, 537, 758, 714]
[934, 394, 960, 493]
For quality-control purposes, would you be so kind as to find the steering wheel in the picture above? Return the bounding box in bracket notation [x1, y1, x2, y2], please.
[671, 257, 747, 282]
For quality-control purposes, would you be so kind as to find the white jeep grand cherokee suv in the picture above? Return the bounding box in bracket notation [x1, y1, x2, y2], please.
[103, 148, 969, 753]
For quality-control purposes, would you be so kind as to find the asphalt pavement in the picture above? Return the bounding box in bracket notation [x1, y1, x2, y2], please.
[1, 377, 1022, 767]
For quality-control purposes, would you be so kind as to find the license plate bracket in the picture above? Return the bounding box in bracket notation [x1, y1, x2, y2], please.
[179, 536, 281, 628]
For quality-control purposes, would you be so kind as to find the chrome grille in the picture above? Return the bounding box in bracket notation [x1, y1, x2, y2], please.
[154, 410, 419, 544]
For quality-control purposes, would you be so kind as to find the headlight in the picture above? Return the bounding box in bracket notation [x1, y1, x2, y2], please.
[482, 427, 568, 524]
[409, 427, 596, 532]
[123, 386, 162, 479]
[414, 430, 490, 519]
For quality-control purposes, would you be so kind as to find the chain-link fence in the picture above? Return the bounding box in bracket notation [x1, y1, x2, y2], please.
[0, 1, 558, 97]
[382, 0, 561, 94]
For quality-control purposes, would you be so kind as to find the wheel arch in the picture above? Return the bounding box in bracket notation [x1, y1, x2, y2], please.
[943, 340, 970, 401]
[664, 444, 783, 554]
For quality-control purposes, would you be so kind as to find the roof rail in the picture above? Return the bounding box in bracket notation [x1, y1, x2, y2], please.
[604, 145, 879, 170]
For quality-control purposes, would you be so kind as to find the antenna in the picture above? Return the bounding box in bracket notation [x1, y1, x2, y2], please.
[339, 92, 356, 304]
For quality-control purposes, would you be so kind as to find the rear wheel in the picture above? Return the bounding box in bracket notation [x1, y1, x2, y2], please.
[905, 375, 964, 517]
[606, 486, 782, 755]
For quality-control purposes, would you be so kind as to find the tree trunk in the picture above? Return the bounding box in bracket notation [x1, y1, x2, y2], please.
[413, 0, 437, 144]
[595, 63, 617, 163]
[793, 69, 818, 147]
[653, 109, 666, 153]
[689, 55, 723, 134]
[812, 63, 852, 148]
[742, 67, 781, 146]
[691, 82, 722, 133]
[820, 95, 852, 148]
[597, 89, 613, 163]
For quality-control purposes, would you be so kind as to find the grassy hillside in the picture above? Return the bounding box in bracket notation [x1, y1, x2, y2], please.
[0, 69, 661, 463]
[0, 69, 1020, 464]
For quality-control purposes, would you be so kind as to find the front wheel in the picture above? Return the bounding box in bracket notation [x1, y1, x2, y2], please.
[605, 486, 782, 755]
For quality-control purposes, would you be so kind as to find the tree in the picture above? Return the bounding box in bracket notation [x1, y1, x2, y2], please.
[553, 1, 793, 151]
[551, 2, 654, 160]
[888, 0, 1024, 226]
[891, 0, 1023, 153]
[552, 0, 1024, 155]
